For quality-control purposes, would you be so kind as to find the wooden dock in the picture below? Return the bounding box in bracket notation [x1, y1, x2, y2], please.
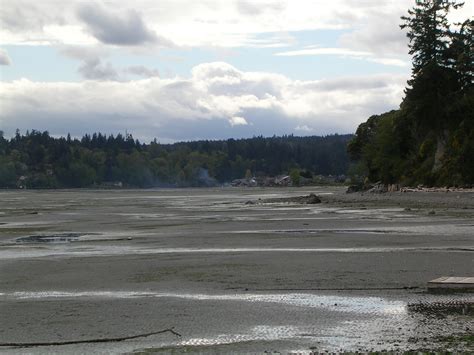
[428, 276, 474, 291]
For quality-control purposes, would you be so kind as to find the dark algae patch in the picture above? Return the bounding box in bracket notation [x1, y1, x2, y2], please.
[408, 300, 474, 317]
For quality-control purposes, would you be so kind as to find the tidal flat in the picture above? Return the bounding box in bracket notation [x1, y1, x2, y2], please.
[0, 187, 473, 353]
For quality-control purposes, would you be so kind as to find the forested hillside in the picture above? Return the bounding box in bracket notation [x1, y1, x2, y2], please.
[348, 0, 473, 187]
[0, 131, 352, 188]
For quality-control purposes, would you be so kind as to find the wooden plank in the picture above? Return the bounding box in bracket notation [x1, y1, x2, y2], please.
[429, 276, 474, 284]
[428, 276, 474, 290]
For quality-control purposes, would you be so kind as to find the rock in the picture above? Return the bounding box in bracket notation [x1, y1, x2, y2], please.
[245, 200, 256, 205]
[305, 193, 322, 204]
[346, 184, 362, 193]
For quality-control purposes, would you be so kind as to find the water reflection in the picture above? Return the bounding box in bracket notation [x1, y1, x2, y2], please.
[1, 291, 406, 315]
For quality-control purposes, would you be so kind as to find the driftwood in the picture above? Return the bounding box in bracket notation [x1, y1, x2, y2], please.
[0, 328, 181, 348]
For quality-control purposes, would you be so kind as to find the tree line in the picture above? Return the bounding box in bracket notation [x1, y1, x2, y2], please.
[348, 0, 473, 187]
[0, 130, 352, 188]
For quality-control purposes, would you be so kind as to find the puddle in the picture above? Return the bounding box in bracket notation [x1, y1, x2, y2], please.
[10, 232, 137, 246]
[177, 325, 300, 347]
[16, 233, 84, 244]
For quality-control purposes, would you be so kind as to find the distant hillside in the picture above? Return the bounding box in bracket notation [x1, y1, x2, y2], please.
[0, 131, 353, 188]
[348, 1, 473, 187]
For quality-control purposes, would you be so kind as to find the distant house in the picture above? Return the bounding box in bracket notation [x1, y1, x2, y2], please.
[17, 176, 27, 189]
[231, 178, 257, 187]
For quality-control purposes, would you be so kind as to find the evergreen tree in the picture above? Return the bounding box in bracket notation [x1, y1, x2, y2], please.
[0, 131, 352, 188]
[348, 0, 473, 186]
[401, 0, 463, 75]
[447, 19, 474, 92]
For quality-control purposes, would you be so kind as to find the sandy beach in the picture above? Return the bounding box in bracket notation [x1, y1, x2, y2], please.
[0, 187, 472, 353]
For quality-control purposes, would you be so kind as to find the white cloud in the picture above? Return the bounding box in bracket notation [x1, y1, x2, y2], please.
[338, 2, 411, 57]
[0, 48, 11, 65]
[366, 57, 408, 68]
[236, 0, 285, 15]
[275, 47, 372, 57]
[0, 62, 406, 141]
[295, 125, 312, 132]
[229, 116, 248, 126]
[76, 2, 173, 47]
[60, 46, 161, 80]
[275, 47, 409, 67]
[0, 0, 471, 53]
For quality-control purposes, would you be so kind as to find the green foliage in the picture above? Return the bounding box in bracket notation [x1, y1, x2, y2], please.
[289, 169, 300, 186]
[348, 0, 473, 187]
[0, 131, 352, 188]
[244, 169, 252, 179]
[0, 158, 16, 188]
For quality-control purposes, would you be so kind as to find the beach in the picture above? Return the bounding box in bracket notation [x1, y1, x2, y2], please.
[0, 187, 472, 353]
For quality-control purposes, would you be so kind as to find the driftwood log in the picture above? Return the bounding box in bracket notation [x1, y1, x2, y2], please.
[0, 328, 181, 348]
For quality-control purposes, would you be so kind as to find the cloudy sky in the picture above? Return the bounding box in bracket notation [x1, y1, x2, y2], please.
[0, 0, 471, 142]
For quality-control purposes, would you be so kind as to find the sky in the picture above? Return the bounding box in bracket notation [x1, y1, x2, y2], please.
[0, 0, 472, 142]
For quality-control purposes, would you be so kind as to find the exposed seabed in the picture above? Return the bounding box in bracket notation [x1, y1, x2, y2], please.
[0, 187, 473, 353]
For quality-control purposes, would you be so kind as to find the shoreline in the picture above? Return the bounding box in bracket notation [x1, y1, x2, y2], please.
[324, 187, 474, 212]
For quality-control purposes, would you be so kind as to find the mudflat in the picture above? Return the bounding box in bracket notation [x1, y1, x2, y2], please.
[0, 187, 473, 353]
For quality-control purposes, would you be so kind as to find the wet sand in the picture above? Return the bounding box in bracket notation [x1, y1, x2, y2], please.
[0, 187, 473, 353]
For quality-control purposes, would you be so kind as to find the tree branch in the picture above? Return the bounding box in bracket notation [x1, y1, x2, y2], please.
[0, 328, 182, 348]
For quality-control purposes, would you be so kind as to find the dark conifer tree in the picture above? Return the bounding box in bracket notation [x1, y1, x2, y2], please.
[401, 0, 463, 75]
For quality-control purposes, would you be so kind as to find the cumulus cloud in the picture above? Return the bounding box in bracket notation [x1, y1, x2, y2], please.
[61, 46, 160, 80]
[76, 2, 171, 46]
[0, 48, 11, 65]
[0, 62, 406, 141]
[1, 0, 471, 50]
[61, 46, 118, 80]
[77, 58, 119, 80]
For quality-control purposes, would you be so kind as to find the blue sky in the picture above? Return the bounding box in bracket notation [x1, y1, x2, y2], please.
[1, 39, 409, 82]
[0, 0, 471, 142]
